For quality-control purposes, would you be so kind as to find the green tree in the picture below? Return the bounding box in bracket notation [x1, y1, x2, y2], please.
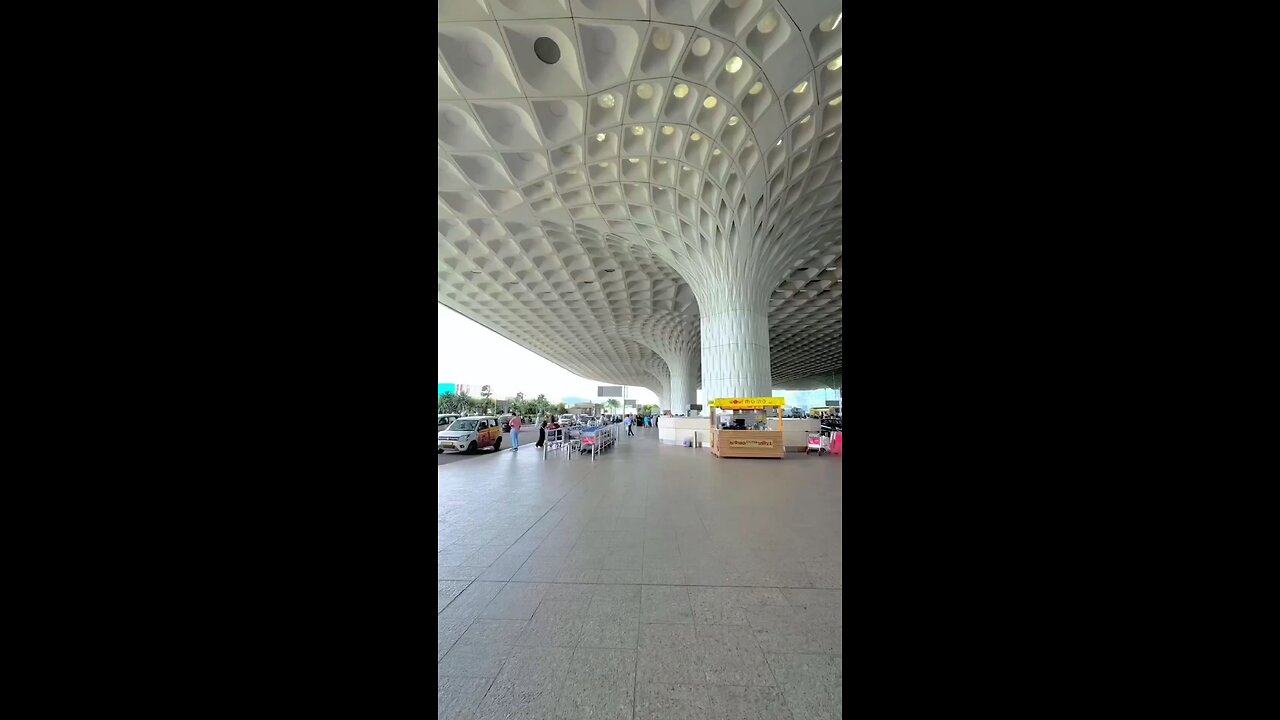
[456, 391, 474, 414]
[438, 391, 456, 414]
[603, 399, 621, 415]
[535, 394, 551, 416]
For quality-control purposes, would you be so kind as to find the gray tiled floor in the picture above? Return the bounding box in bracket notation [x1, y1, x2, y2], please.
[439, 429, 842, 720]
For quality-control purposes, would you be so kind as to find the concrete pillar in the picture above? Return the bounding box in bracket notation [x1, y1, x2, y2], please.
[612, 315, 701, 414]
[695, 283, 772, 402]
[664, 351, 699, 413]
[654, 379, 670, 414]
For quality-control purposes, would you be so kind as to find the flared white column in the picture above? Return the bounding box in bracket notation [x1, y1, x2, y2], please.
[696, 285, 772, 402]
[653, 379, 670, 414]
[664, 352, 699, 413]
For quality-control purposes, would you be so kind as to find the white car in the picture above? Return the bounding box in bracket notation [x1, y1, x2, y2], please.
[438, 416, 503, 454]
[437, 414, 460, 433]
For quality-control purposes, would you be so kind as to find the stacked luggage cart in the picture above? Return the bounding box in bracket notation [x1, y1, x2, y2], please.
[541, 423, 619, 461]
[577, 423, 618, 461]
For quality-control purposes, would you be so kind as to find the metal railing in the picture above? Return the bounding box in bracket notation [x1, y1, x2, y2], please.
[543, 427, 569, 460]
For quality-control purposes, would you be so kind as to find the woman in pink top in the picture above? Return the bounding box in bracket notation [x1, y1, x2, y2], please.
[509, 415, 523, 450]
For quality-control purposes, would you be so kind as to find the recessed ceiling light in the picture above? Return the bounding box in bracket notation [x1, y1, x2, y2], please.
[632, 126, 645, 135]
[657, 160, 667, 164]
[757, 11, 779, 33]
[820, 13, 842, 32]
[727, 116, 739, 126]
[829, 96, 842, 105]
[827, 55, 842, 71]
[629, 157, 640, 163]
[703, 96, 718, 109]
[662, 125, 674, 135]
[534, 36, 561, 64]
[690, 133, 701, 141]
[651, 28, 673, 51]
[682, 166, 690, 171]
[712, 148, 721, 155]
[793, 81, 808, 94]
[825, 132, 835, 139]
[691, 37, 711, 56]
[598, 162, 609, 167]
[800, 115, 811, 124]
[596, 133, 606, 142]
[673, 84, 689, 98]
[598, 94, 616, 108]
[826, 267, 836, 271]
[749, 82, 764, 95]
[636, 83, 654, 99]
[725, 56, 743, 73]
[776, 138, 783, 146]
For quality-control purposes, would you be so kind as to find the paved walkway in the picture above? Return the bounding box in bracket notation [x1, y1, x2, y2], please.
[438, 428, 842, 720]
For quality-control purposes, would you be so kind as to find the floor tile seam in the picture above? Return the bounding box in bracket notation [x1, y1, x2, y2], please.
[499, 472, 593, 584]
[437, 574, 483, 617]
[496, 579, 840, 593]
[438, 613, 483, 669]
[468, 654, 516, 718]
[758, 645, 790, 713]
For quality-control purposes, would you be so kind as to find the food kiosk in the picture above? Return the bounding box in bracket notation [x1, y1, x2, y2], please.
[709, 397, 786, 459]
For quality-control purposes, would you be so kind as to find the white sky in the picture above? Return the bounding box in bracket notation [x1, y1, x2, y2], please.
[438, 303, 659, 406]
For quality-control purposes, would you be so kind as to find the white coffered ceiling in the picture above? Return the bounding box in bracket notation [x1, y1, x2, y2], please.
[439, 0, 842, 397]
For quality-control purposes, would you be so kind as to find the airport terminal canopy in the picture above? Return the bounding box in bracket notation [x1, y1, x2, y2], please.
[439, 0, 842, 409]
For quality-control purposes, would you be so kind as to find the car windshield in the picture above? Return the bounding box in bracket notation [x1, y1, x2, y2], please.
[449, 419, 480, 431]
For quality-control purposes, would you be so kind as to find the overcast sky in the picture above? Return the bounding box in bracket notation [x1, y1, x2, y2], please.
[438, 303, 660, 406]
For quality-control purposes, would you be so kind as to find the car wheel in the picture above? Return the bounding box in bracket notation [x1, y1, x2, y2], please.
[493, 438, 502, 451]
[467, 441, 477, 454]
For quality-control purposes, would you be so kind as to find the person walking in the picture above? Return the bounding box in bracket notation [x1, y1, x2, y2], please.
[536, 421, 547, 448]
[624, 414, 634, 436]
[509, 414, 523, 450]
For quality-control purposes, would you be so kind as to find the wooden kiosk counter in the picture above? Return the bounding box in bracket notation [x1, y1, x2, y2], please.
[709, 397, 786, 459]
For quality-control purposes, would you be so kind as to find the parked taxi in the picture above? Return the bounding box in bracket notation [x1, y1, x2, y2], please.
[438, 416, 503, 454]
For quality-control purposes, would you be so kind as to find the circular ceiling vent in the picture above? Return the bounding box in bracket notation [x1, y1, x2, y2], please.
[534, 37, 560, 64]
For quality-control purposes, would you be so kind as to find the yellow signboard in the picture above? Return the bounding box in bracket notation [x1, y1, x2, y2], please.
[727, 438, 778, 448]
[711, 397, 786, 408]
